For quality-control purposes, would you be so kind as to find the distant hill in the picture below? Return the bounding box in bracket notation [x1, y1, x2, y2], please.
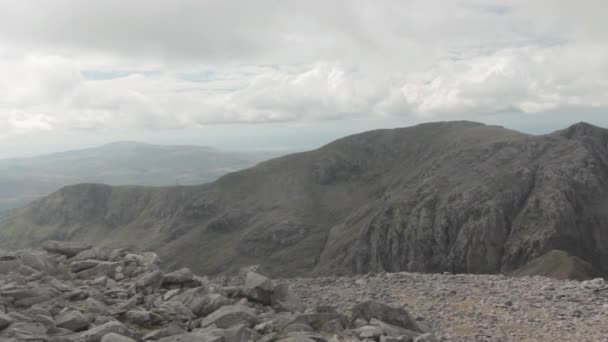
[0, 142, 283, 212]
[1, 121, 607, 280]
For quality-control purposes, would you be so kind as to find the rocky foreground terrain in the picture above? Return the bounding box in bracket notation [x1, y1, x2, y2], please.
[0, 241, 437, 342]
[284, 273, 608, 341]
[0, 241, 607, 341]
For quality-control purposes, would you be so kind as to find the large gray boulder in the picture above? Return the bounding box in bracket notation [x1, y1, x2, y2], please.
[0, 311, 12, 330]
[82, 321, 132, 342]
[100, 332, 136, 342]
[271, 283, 304, 313]
[188, 293, 231, 317]
[56, 310, 90, 332]
[243, 271, 275, 305]
[136, 270, 163, 289]
[43, 240, 91, 258]
[162, 268, 194, 286]
[351, 301, 420, 332]
[201, 305, 259, 329]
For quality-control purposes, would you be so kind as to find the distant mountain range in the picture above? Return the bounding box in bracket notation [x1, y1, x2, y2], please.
[1, 121, 607, 280]
[0, 141, 283, 212]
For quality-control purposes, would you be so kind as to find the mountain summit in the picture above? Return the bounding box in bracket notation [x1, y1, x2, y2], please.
[1, 121, 607, 279]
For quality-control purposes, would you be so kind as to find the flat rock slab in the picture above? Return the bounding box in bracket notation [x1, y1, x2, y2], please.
[43, 240, 91, 257]
[201, 305, 259, 329]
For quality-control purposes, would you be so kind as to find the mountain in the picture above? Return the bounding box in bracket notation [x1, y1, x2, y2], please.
[0, 142, 282, 212]
[1, 121, 607, 279]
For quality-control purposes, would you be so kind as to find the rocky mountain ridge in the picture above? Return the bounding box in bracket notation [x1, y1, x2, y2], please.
[1, 121, 607, 279]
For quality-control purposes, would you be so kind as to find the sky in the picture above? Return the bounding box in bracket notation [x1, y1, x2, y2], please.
[1, 0, 607, 158]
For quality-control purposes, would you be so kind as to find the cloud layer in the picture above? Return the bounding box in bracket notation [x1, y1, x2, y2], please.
[1, 0, 607, 136]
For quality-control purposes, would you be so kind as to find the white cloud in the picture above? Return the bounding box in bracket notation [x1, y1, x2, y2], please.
[0, 0, 607, 137]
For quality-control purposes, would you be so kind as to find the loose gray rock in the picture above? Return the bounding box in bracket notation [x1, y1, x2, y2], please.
[162, 268, 194, 286]
[55, 310, 90, 332]
[244, 271, 275, 305]
[0, 311, 12, 330]
[352, 301, 420, 332]
[201, 305, 259, 329]
[100, 332, 136, 342]
[188, 293, 232, 317]
[82, 321, 132, 342]
[43, 240, 92, 258]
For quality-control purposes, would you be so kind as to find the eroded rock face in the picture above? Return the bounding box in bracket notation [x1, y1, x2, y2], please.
[0, 242, 435, 342]
[5, 122, 608, 279]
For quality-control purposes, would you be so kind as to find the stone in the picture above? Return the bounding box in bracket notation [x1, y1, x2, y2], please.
[158, 333, 224, 342]
[55, 310, 90, 332]
[43, 240, 92, 258]
[188, 293, 231, 317]
[201, 305, 259, 329]
[370, 318, 420, 339]
[101, 332, 136, 342]
[76, 262, 122, 280]
[224, 323, 262, 342]
[356, 325, 384, 339]
[82, 321, 132, 342]
[413, 333, 438, 342]
[0, 311, 12, 330]
[162, 268, 194, 286]
[272, 283, 304, 313]
[288, 313, 348, 331]
[124, 310, 154, 327]
[136, 270, 163, 289]
[244, 271, 275, 305]
[142, 323, 187, 340]
[72, 260, 102, 273]
[351, 301, 420, 332]
[74, 247, 113, 261]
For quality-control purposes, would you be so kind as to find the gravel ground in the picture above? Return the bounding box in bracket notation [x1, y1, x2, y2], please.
[284, 272, 608, 342]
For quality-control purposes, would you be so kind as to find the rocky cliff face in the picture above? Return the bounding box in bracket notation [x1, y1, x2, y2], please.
[1, 121, 607, 279]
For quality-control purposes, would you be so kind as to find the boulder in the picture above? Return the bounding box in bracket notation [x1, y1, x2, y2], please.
[82, 321, 132, 342]
[351, 301, 420, 332]
[413, 333, 438, 342]
[162, 268, 194, 286]
[56, 310, 90, 332]
[142, 323, 187, 340]
[370, 318, 420, 339]
[271, 283, 304, 313]
[101, 332, 136, 342]
[158, 333, 224, 342]
[43, 240, 92, 258]
[136, 270, 163, 289]
[287, 313, 348, 331]
[201, 305, 259, 329]
[225, 323, 262, 342]
[188, 293, 231, 317]
[76, 261, 123, 280]
[243, 271, 275, 305]
[0, 311, 12, 330]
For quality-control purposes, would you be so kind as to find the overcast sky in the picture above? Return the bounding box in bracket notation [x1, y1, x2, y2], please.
[1, 0, 607, 157]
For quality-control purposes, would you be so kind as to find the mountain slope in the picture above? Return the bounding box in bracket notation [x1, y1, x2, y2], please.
[0, 142, 282, 212]
[1, 121, 607, 278]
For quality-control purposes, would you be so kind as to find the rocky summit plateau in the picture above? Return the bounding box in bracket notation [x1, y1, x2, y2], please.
[1, 121, 608, 280]
[1, 241, 608, 342]
[0, 241, 437, 342]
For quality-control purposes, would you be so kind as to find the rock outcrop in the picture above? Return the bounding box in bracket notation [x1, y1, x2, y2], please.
[1, 121, 608, 279]
[0, 242, 434, 341]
